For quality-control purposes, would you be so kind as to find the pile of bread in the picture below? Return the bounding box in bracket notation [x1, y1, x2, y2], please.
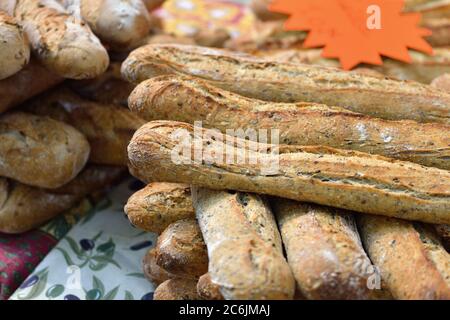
[0, 0, 449, 300]
[122, 0, 450, 300]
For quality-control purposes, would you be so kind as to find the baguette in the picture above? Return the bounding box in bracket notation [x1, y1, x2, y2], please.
[154, 278, 201, 300]
[192, 187, 295, 300]
[357, 216, 450, 300]
[0, 59, 62, 114]
[143, 248, 175, 285]
[2, 0, 109, 79]
[197, 273, 224, 300]
[260, 48, 450, 84]
[61, 0, 152, 50]
[272, 199, 382, 300]
[0, 112, 90, 189]
[129, 76, 450, 170]
[25, 88, 145, 166]
[0, 11, 30, 80]
[125, 182, 194, 234]
[0, 165, 125, 234]
[121, 44, 450, 124]
[128, 121, 450, 224]
[154, 219, 208, 278]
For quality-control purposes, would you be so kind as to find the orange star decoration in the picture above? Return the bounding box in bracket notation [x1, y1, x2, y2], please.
[269, 0, 433, 70]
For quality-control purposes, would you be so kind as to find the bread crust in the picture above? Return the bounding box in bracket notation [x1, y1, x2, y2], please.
[357, 215, 450, 300]
[128, 121, 450, 224]
[121, 44, 450, 124]
[0, 112, 90, 188]
[154, 278, 200, 300]
[125, 182, 194, 234]
[197, 273, 224, 300]
[129, 76, 450, 170]
[143, 248, 176, 285]
[192, 187, 295, 300]
[0, 11, 30, 80]
[25, 88, 145, 166]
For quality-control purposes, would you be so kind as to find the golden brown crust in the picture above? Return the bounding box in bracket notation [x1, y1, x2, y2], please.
[121, 44, 450, 124]
[0, 112, 90, 189]
[192, 187, 295, 300]
[4, 0, 109, 79]
[0, 165, 125, 234]
[128, 121, 450, 224]
[129, 76, 450, 170]
[143, 248, 175, 285]
[197, 273, 224, 300]
[25, 88, 145, 166]
[0, 59, 63, 114]
[0, 11, 30, 80]
[154, 278, 201, 300]
[155, 219, 208, 278]
[357, 216, 450, 300]
[125, 182, 194, 234]
[272, 199, 380, 300]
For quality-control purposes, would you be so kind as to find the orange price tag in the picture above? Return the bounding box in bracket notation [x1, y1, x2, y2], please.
[269, 0, 433, 70]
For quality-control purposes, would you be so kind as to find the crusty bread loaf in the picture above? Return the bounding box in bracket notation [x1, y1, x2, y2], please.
[0, 112, 90, 189]
[0, 59, 62, 114]
[62, 0, 152, 50]
[121, 44, 450, 124]
[0, 11, 30, 80]
[259, 48, 450, 84]
[25, 88, 145, 166]
[142, 0, 165, 11]
[272, 199, 382, 300]
[424, 18, 450, 47]
[192, 187, 295, 300]
[193, 28, 230, 48]
[154, 219, 208, 278]
[2, 0, 109, 79]
[129, 76, 450, 170]
[197, 273, 224, 300]
[143, 248, 175, 285]
[128, 121, 450, 224]
[154, 278, 200, 300]
[357, 216, 450, 300]
[125, 183, 194, 234]
[0, 165, 125, 234]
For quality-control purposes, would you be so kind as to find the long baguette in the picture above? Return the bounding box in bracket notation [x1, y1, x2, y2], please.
[0, 11, 30, 80]
[129, 76, 450, 170]
[0, 165, 125, 234]
[25, 88, 145, 166]
[121, 44, 450, 124]
[0, 59, 62, 114]
[125, 182, 194, 234]
[154, 218, 208, 278]
[357, 216, 450, 299]
[0, 112, 90, 189]
[1, 0, 109, 79]
[192, 187, 295, 300]
[128, 121, 450, 224]
[272, 199, 387, 300]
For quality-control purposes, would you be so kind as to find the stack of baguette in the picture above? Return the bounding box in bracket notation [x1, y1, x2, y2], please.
[122, 42, 450, 300]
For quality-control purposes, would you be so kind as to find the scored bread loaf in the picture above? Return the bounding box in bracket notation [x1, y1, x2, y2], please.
[61, 0, 152, 50]
[197, 273, 224, 300]
[0, 112, 90, 189]
[357, 216, 450, 300]
[125, 182, 194, 234]
[128, 121, 450, 224]
[0, 59, 62, 114]
[0, 11, 30, 80]
[1, 0, 109, 79]
[129, 76, 450, 170]
[154, 219, 208, 278]
[121, 44, 450, 124]
[0, 165, 125, 234]
[154, 278, 201, 300]
[143, 248, 176, 285]
[272, 199, 385, 300]
[192, 187, 295, 300]
[25, 88, 145, 166]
